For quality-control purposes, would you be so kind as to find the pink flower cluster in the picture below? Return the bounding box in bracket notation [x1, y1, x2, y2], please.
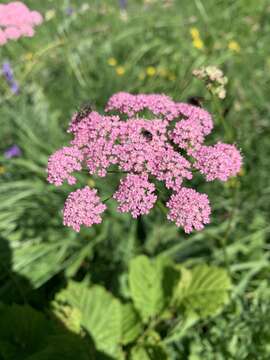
[0, 2, 43, 46]
[63, 187, 106, 232]
[113, 174, 157, 218]
[167, 188, 211, 233]
[47, 92, 242, 233]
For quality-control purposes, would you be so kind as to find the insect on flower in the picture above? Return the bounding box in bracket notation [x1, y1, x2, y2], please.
[74, 103, 93, 123]
[187, 96, 204, 108]
[141, 129, 153, 142]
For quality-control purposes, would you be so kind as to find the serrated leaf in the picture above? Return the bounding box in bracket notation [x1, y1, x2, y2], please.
[121, 303, 142, 345]
[56, 282, 121, 358]
[131, 345, 168, 360]
[175, 264, 232, 318]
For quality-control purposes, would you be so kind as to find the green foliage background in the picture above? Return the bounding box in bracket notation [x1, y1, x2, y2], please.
[0, 0, 270, 359]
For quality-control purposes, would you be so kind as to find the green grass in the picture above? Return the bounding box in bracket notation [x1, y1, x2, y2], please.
[0, 0, 270, 358]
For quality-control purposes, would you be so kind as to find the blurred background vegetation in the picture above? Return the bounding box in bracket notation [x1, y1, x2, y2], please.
[0, 0, 270, 359]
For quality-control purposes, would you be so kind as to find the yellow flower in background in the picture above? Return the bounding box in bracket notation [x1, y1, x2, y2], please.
[238, 168, 245, 177]
[87, 178, 95, 187]
[45, 9, 56, 21]
[146, 66, 156, 77]
[190, 26, 204, 50]
[190, 27, 200, 38]
[115, 66, 125, 76]
[193, 38, 204, 49]
[225, 177, 240, 189]
[24, 52, 34, 61]
[168, 72, 176, 81]
[0, 166, 6, 175]
[107, 57, 117, 66]
[228, 40, 240, 52]
[157, 67, 168, 77]
[138, 71, 146, 80]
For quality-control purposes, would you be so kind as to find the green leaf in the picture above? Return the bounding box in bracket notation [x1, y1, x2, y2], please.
[131, 345, 168, 360]
[175, 264, 232, 318]
[121, 303, 143, 345]
[56, 282, 122, 358]
[129, 255, 165, 322]
[0, 304, 92, 360]
[26, 334, 94, 360]
[0, 304, 53, 359]
[129, 256, 178, 323]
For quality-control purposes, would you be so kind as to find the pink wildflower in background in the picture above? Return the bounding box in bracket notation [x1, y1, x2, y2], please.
[0, 2, 43, 46]
[47, 92, 242, 233]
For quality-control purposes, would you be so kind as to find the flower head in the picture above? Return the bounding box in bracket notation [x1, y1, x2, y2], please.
[0, 2, 43, 45]
[194, 143, 242, 181]
[63, 187, 106, 232]
[190, 27, 204, 49]
[47, 91, 242, 233]
[147, 145, 192, 190]
[228, 40, 240, 53]
[4, 144, 22, 158]
[113, 174, 157, 217]
[167, 188, 211, 233]
[146, 66, 156, 77]
[193, 66, 228, 99]
[2, 61, 20, 94]
[47, 146, 83, 186]
[108, 57, 117, 66]
[170, 103, 213, 151]
[115, 66, 125, 76]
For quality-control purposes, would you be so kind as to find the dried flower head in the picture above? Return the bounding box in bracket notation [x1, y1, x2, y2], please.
[193, 66, 228, 99]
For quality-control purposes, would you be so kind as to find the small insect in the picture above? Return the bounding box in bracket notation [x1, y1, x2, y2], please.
[141, 129, 153, 142]
[187, 96, 204, 108]
[74, 103, 93, 123]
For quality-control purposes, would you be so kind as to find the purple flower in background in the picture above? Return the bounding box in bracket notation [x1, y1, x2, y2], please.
[65, 7, 74, 16]
[2, 61, 20, 94]
[2, 62, 13, 82]
[119, 0, 127, 10]
[10, 82, 20, 94]
[4, 145, 22, 159]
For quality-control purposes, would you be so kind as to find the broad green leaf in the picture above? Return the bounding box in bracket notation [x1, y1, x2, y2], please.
[129, 255, 165, 322]
[0, 304, 92, 360]
[131, 345, 168, 360]
[0, 304, 53, 359]
[121, 303, 143, 345]
[129, 256, 178, 323]
[26, 335, 94, 360]
[56, 282, 121, 358]
[175, 264, 232, 318]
